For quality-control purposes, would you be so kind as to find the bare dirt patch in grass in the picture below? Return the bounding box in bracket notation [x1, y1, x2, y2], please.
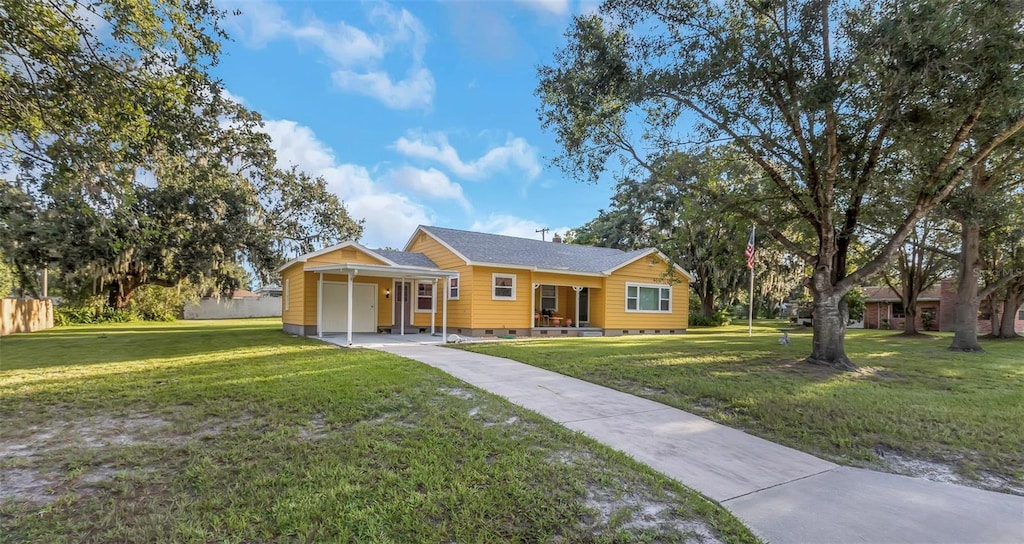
[1, 414, 170, 461]
[544, 447, 721, 542]
[438, 385, 477, 400]
[299, 412, 330, 440]
[583, 485, 719, 542]
[876, 448, 1024, 496]
[0, 468, 58, 504]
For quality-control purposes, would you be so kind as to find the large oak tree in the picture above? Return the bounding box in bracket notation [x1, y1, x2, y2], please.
[538, 0, 1024, 369]
[1, 1, 362, 307]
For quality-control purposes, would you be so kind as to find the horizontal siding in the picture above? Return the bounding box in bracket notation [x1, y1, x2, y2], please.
[306, 246, 388, 267]
[590, 286, 607, 327]
[407, 231, 473, 329]
[469, 266, 532, 329]
[281, 266, 305, 325]
[604, 257, 689, 329]
[302, 272, 318, 325]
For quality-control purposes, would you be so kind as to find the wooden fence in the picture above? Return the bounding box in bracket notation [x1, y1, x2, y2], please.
[1, 298, 54, 336]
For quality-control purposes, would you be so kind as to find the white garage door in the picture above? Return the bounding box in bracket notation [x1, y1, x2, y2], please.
[322, 282, 377, 333]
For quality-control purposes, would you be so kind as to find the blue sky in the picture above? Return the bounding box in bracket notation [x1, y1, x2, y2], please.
[215, 0, 613, 249]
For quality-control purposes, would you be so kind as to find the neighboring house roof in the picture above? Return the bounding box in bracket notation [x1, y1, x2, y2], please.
[229, 289, 261, 299]
[863, 285, 942, 302]
[407, 225, 694, 279]
[276, 240, 438, 272]
[373, 249, 438, 268]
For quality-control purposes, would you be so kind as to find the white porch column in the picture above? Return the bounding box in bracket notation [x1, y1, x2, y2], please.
[531, 283, 540, 329]
[442, 277, 448, 341]
[573, 286, 583, 327]
[400, 277, 406, 336]
[346, 271, 355, 346]
[316, 272, 323, 337]
[430, 278, 437, 335]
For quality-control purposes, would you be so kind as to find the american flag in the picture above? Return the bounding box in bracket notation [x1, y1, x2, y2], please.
[745, 225, 756, 269]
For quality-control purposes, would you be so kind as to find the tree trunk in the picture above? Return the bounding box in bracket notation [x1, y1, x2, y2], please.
[700, 292, 715, 318]
[903, 300, 919, 335]
[950, 223, 983, 351]
[996, 287, 1021, 339]
[106, 279, 136, 310]
[988, 293, 1000, 336]
[806, 277, 857, 371]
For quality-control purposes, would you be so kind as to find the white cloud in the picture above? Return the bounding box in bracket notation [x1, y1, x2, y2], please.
[369, 3, 428, 61]
[386, 166, 471, 212]
[261, 119, 432, 248]
[290, 20, 384, 66]
[228, 0, 434, 110]
[394, 131, 542, 180]
[220, 88, 246, 105]
[515, 0, 572, 16]
[331, 67, 435, 110]
[471, 214, 572, 241]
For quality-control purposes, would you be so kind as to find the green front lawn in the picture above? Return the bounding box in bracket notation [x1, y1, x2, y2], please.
[0, 319, 755, 543]
[456, 322, 1024, 493]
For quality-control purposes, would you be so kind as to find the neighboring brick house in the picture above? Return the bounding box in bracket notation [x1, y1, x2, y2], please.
[864, 279, 1024, 333]
[864, 284, 943, 330]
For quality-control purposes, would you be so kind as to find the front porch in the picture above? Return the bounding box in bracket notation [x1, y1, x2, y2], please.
[530, 282, 596, 330]
[304, 262, 458, 346]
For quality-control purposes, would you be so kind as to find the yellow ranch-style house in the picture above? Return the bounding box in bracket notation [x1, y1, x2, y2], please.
[277, 226, 692, 345]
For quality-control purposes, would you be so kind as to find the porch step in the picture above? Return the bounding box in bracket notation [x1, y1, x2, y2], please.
[579, 331, 603, 337]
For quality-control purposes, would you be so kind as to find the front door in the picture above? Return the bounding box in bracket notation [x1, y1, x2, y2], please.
[578, 288, 590, 323]
[393, 281, 414, 327]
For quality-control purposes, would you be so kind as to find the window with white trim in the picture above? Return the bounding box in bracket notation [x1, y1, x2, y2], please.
[448, 275, 460, 300]
[416, 281, 433, 312]
[626, 283, 671, 312]
[284, 279, 290, 311]
[540, 285, 557, 312]
[492, 273, 516, 300]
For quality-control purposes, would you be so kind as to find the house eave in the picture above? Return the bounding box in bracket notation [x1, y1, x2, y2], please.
[275, 240, 398, 273]
[303, 262, 457, 279]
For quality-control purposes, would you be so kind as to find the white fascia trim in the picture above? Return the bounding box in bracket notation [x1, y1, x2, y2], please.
[603, 249, 696, 282]
[403, 226, 471, 265]
[275, 240, 399, 273]
[304, 263, 457, 278]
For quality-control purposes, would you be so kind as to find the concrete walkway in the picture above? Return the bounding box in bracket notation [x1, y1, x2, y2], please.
[369, 342, 1024, 544]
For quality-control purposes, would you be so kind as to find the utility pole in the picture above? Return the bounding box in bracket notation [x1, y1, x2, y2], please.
[535, 227, 549, 241]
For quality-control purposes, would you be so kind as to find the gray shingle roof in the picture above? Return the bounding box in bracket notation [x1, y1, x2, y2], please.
[419, 226, 651, 274]
[373, 249, 438, 268]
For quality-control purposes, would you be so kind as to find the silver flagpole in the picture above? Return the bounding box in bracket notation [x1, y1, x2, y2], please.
[748, 224, 755, 337]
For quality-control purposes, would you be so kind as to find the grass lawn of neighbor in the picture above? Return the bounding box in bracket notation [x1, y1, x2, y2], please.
[0, 319, 756, 543]
[456, 321, 1024, 495]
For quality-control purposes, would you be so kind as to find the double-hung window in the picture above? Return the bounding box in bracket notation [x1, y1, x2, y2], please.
[416, 281, 433, 312]
[626, 283, 671, 312]
[448, 276, 460, 300]
[540, 285, 557, 312]
[493, 274, 516, 300]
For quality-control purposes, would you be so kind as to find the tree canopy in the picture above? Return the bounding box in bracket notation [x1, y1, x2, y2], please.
[1, 0, 362, 306]
[538, 0, 1024, 369]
